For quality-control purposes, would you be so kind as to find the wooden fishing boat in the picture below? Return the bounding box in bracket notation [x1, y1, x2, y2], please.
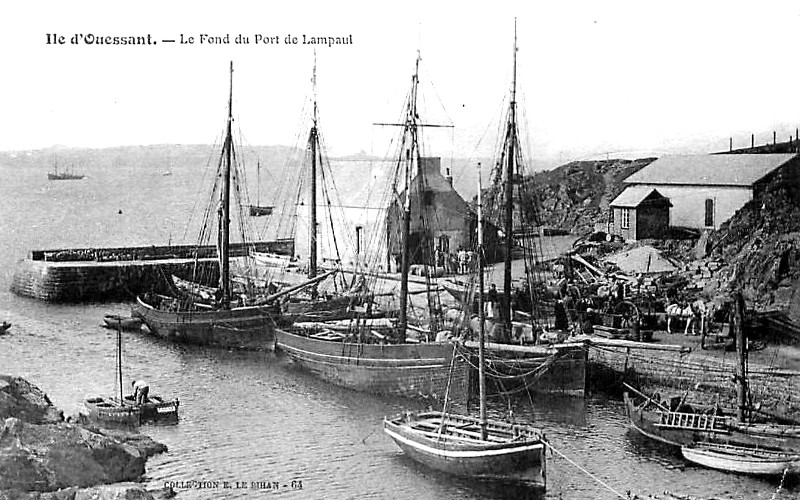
[275, 53, 468, 402]
[103, 314, 143, 331]
[84, 313, 179, 427]
[252, 251, 296, 269]
[84, 395, 179, 426]
[681, 442, 800, 476]
[624, 293, 800, 456]
[275, 327, 468, 401]
[385, 59, 548, 489]
[134, 62, 283, 349]
[383, 411, 546, 487]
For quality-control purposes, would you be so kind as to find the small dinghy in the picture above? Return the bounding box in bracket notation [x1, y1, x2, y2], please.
[103, 314, 143, 331]
[682, 442, 800, 476]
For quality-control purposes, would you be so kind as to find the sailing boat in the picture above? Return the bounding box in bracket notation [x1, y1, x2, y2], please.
[383, 161, 548, 489]
[48, 155, 84, 180]
[133, 62, 285, 350]
[447, 21, 586, 397]
[248, 160, 274, 216]
[274, 53, 468, 401]
[624, 291, 800, 472]
[252, 57, 380, 323]
[83, 316, 178, 426]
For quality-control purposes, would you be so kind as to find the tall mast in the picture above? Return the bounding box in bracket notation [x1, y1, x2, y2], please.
[256, 160, 261, 207]
[117, 318, 123, 404]
[219, 61, 233, 309]
[309, 53, 318, 279]
[477, 162, 487, 440]
[398, 53, 421, 338]
[734, 291, 749, 421]
[502, 20, 518, 334]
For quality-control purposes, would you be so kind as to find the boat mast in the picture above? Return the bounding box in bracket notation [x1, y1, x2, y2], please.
[309, 54, 318, 280]
[734, 291, 749, 421]
[477, 162, 488, 440]
[117, 318, 123, 404]
[398, 54, 421, 338]
[219, 61, 233, 309]
[502, 20, 518, 334]
[256, 160, 261, 207]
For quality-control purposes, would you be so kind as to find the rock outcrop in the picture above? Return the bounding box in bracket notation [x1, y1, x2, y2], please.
[0, 376, 167, 499]
[0, 376, 64, 424]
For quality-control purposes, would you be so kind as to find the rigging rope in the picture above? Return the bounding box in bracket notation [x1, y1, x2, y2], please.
[547, 442, 629, 500]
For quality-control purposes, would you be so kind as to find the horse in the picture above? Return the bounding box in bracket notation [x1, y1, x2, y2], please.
[666, 299, 707, 335]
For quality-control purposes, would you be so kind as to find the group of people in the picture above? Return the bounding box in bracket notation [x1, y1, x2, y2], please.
[433, 247, 477, 275]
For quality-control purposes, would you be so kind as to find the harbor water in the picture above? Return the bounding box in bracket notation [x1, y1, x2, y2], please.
[0, 156, 796, 499]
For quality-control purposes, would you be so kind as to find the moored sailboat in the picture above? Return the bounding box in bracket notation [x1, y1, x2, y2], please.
[83, 315, 178, 426]
[624, 291, 800, 470]
[383, 124, 547, 490]
[275, 53, 468, 401]
[133, 62, 284, 350]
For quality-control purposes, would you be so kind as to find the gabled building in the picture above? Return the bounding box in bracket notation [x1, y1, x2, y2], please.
[608, 186, 672, 241]
[386, 157, 475, 268]
[621, 154, 800, 230]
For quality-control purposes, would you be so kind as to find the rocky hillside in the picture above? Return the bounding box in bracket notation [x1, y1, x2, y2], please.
[708, 179, 800, 322]
[482, 157, 655, 235]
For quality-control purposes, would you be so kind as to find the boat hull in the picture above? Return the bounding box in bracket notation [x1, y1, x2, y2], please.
[383, 412, 546, 488]
[624, 392, 800, 450]
[478, 346, 586, 397]
[83, 395, 179, 427]
[682, 443, 800, 476]
[103, 315, 143, 331]
[275, 328, 469, 401]
[132, 296, 279, 350]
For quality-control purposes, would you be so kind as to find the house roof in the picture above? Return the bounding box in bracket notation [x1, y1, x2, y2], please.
[610, 186, 672, 208]
[624, 154, 797, 186]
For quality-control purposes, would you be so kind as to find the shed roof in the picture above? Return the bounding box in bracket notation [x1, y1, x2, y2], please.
[624, 154, 797, 186]
[610, 186, 671, 208]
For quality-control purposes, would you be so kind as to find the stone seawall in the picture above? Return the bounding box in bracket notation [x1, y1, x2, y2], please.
[11, 258, 219, 302]
[10, 240, 294, 303]
[587, 342, 800, 418]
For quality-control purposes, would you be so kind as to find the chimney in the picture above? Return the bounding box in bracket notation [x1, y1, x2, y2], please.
[729, 137, 732, 152]
[751, 134, 754, 148]
[418, 157, 442, 182]
[445, 167, 453, 186]
[773, 131, 776, 145]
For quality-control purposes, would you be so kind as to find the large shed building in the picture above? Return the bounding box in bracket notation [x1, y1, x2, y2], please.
[620, 153, 800, 231]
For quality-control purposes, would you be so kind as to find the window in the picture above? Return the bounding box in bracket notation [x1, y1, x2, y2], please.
[621, 208, 630, 229]
[704, 199, 714, 227]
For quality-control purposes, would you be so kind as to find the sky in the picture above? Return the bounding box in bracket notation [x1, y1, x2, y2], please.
[3, 0, 800, 169]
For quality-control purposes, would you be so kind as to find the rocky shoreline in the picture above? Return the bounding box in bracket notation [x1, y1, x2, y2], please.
[0, 375, 173, 500]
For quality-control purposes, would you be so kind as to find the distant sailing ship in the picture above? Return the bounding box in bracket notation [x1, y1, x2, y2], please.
[48, 157, 84, 180]
[248, 161, 274, 216]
